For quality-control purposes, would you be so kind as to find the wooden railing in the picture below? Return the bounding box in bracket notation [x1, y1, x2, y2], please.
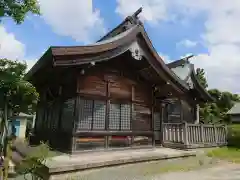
[163, 122, 227, 148]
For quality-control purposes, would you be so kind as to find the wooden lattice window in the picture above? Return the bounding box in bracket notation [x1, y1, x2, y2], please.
[93, 100, 106, 130]
[109, 102, 131, 130]
[109, 103, 120, 130]
[120, 104, 131, 130]
[154, 112, 161, 131]
[78, 98, 106, 131]
[78, 99, 93, 130]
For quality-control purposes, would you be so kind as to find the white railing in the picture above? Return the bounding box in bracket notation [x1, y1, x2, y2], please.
[163, 122, 227, 148]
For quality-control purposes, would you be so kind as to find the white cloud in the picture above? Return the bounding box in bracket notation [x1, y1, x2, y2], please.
[177, 39, 198, 48]
[116, 0, 240, 93]
[158, 52, 171, 63]
[24, 58, 38, 71]
[115, 0, 171, 25]
[0, 25, 25, 60]
[0, 25, 37, 71]
[182, 1, 240, 93]
[38, 0, 105, 43]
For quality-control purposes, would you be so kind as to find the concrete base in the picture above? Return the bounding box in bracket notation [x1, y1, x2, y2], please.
[11, 141, 197, 180]
[43, 148, 196, 180]
[163, 142, 228, 150]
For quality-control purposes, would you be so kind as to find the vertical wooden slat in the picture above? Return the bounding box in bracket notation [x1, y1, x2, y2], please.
[200, 124, 204, 144]
[162, 123, 227, 147]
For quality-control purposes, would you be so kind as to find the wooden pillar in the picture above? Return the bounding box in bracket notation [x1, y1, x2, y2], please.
[195, 104, 200, 124]
[105, 81, 110, 148]
[183, 121, 189, 147]
[213, 124, 218, 144]
[130, 85, 135, 146]
[151, 86, 155, 147]
[160, 102, 165, 146]
[72, 97, 78, 134]
[200, 124, 205, 144]
[179, 99, 184, 122]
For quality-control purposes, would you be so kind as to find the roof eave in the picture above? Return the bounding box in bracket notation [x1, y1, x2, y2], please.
[191, 70, 215, 102]
[137, 27, 189, 93]
[25, 48, 53, 80]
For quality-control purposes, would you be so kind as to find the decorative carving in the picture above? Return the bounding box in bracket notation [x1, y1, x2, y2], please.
[129, 41, 144, 60]
[186, 76, 194, 89]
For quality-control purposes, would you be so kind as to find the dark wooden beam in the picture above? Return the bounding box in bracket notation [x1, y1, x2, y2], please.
[74, 131, 153, 137]
[138, 66, 152, 72]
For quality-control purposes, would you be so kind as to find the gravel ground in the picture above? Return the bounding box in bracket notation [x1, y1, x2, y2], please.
[64, 162, 240, 180]
[49, 156, 220, 180]
[157, 163, 240, 180]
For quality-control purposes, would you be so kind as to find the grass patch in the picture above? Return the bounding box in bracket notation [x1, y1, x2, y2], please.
[207, 147, 240, 163]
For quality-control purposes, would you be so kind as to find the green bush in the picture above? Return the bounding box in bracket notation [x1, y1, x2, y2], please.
[15, 141, 50, 179]
[228, 124, 240, 148]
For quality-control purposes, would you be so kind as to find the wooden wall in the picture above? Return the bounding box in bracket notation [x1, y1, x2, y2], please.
[32, 73, 77, 152]
[163, 98, 196, 124]
[76, 70, 153, 133]
[32, 66, 197, 152]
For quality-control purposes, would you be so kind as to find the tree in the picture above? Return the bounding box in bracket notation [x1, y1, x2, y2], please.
[196, 68, 208, 89]
[0, 59, 38, 114]
[208, 90, 240, 123]
[0, 58, 39, 179]
[0, 0, 40, 24]
[195, 68, 240, 124]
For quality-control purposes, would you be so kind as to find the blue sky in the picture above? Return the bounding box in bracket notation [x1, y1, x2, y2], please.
[1, 0, 240, 93]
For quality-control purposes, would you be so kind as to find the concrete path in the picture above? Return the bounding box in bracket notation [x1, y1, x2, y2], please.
[157, 163, 240, 180]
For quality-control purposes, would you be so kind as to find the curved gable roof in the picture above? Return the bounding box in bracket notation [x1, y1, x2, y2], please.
[27, 24, 189, 93]
[26, 8, 189, 94]
[167, 59, 214, 102]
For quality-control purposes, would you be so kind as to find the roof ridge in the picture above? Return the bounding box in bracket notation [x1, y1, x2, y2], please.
[167, 55, 194, 68]
[97, 8, 143, 42]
